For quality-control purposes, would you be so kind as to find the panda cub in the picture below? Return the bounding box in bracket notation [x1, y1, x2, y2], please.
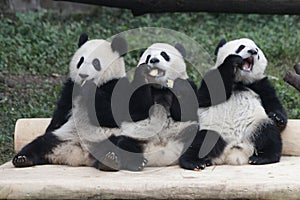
[113, 43, 199, 167]
[12, 34, 143, 171]
[180, 38, 287, 170]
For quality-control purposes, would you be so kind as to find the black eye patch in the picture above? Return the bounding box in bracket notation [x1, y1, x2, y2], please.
[145, 55, 151, 63]
[77, 57, 84, 69]
[235, 45, 245, 54]
[92, 58, 101, 71]
[160, 51, 170, 61]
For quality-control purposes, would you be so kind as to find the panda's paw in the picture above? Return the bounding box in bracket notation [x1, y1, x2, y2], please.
[179, 157, 207, 171]
[124, 156, 148, 171]
[12, 155, 34, 167]
[268, 112, 287, 130]
[134, 63, 151, 83]
[223, 55, 243, 70]
[137, 158, 148, 171]
[248, 155, 279, 165]
[98, 152, 121, 171]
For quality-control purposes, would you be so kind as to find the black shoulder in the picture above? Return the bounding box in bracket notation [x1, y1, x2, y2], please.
[46, 78, 74, 133]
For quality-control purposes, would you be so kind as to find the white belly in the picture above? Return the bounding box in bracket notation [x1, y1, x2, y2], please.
[198, 89, 271, 165]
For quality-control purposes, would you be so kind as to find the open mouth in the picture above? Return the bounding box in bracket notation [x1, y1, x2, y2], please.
[241, 56, 254, 72]
[148, 67, 166, 78]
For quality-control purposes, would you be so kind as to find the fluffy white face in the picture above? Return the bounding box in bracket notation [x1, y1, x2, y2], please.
[69, 39, 126, 86]
[138, 43, 188, 86]
[215, 38, 268, 84]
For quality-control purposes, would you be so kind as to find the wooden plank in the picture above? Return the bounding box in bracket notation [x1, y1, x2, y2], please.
[57, 0, 300, 15]
[14, 118, 300, 156]
[1, 156, 300, 199]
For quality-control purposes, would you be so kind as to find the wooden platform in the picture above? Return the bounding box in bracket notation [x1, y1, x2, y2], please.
[0, 118, 299, 199]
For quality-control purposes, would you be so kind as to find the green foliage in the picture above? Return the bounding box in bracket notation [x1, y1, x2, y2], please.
[0, 8, 300, 164]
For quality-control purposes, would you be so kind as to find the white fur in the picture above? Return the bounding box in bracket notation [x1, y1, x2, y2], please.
[138, 43, 188, 86]
[214, 38, 268, 84]
[199, 38, 271, 165]
[198, 89, 271, 165]
[69, 39, 126, 86]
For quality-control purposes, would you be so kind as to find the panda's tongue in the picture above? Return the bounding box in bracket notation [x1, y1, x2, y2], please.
[242, 57, 253, 72]
[242, 61, 251, 72]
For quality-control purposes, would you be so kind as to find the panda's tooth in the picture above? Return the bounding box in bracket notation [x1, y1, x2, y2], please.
[81, 80, 87, 87]
[167, 79, 174, 88]
[149, 69, 158, 76]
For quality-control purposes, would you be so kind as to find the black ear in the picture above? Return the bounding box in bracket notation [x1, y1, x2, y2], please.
[214, 38, 226, 56]
[111, 36, 128, 56]
[139, 49, 145, 57]
[175, 43, 186, 58]
[78, 33, 88, 48]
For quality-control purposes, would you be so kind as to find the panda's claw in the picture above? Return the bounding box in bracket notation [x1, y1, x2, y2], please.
[268, 111, 287, 129]
[180, 157, 208, 171]
[98, 151, 120, 171]
[12, 155, 34, 167]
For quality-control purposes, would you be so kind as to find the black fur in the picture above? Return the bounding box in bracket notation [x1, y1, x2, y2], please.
[235, 45, 245, 54]
[247, 77, 288, 131]
[197, 55, 242, 107]
[179, 130, 226, 170]
[249, 123, 282, 164]
[86, 79, 121, 128]
[214, 38, 227, 56]
[180, 54, 286, 170]
[78, 33, 88, 48]
[175, 43, 186, 58]
[111, 36, 128, 56]
[169, 78, 198, 122]
[13, 133, 62, 167]
[45, 78, 74, 133]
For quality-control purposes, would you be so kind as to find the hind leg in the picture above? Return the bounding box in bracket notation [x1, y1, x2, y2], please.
[179, 130, 226, 170]
[13, 133, 62, 167]
[116, 136, 147, 171]
[249, 123, 282, 165]
[88, 135, 121, 171]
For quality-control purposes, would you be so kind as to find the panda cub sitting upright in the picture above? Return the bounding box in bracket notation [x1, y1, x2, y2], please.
[180, 38, 287, 170]
[111, 43, 199, 168]
[12, 34, 143, 171]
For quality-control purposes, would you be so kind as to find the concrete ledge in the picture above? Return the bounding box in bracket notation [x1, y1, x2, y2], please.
[1, 156, 300, 199]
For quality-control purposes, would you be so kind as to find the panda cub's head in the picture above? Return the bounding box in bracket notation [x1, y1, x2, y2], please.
[69, 34, 127, 87]
[215, 38, 268, 84]
[138, 43, 188, 86]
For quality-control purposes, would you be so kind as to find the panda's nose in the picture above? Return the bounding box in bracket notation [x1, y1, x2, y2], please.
[79, 74, 89, 79]
[248, 49, 258, 55]
[150, 58, 160, 64]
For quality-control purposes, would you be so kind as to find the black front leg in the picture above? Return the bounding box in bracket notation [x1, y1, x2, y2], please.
[198, 55, 242, 107]
[248, 77, 288, 131]
[46, 79, 75, 133]
[170, 78, 198, 122]
[115, 136, 147, 171]
[179, 130, 226, 170]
